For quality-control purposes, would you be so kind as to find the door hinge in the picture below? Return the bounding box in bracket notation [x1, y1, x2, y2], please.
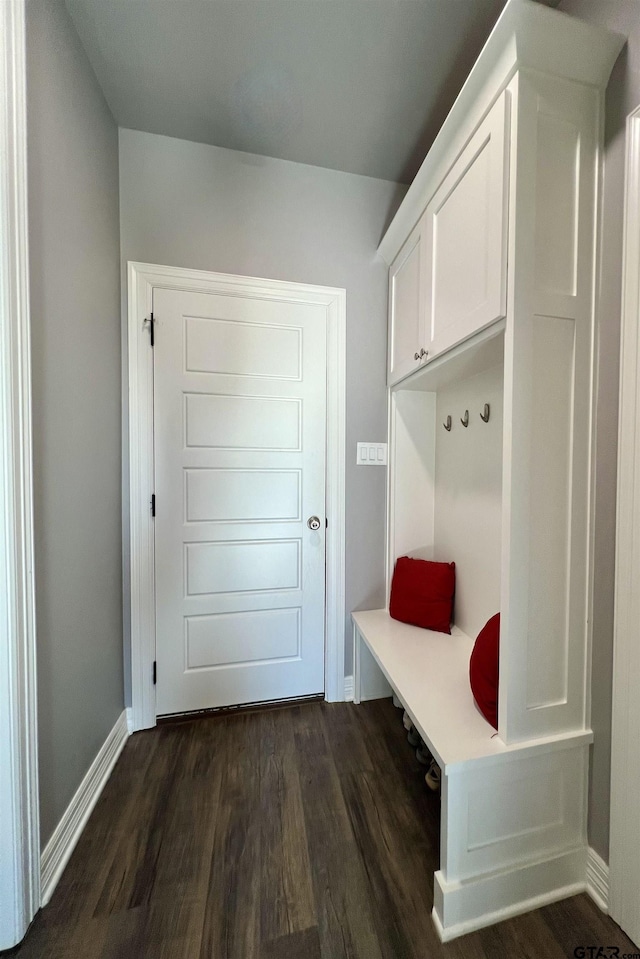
[149, 312, 155, 347]
[151, 494, 156, 517]
[153, 661, 157, 685]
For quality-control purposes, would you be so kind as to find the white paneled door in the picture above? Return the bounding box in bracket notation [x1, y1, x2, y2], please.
[153, 287, 327, 715]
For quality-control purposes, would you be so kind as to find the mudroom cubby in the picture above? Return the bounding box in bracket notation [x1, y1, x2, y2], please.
[352, 0, 625, 942]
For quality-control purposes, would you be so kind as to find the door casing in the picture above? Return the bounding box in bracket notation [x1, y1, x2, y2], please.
[126, 262, 346, 730]
[0, 0, 40, 947]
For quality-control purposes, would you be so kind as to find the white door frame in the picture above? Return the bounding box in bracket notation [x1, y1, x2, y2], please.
[610, 104, 640, 940]
[0, 0, 40, 949]
[127, 262, 346, 731]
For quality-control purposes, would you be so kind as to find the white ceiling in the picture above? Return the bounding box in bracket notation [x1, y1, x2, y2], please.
[65, 0, 520, 184]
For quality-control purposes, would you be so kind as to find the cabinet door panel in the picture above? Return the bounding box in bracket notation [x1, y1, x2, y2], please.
[388, 216, 427, 385]
[426, 92, 510, 359]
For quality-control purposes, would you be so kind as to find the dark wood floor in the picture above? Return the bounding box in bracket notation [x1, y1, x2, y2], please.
[10, 699, 638, 958]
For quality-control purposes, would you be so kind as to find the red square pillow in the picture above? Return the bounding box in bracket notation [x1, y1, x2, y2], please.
[469, 613, 500, 730]
[389, 556, 455, 634]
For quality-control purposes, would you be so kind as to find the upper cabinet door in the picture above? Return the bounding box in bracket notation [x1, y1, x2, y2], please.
[388, 213, 428, 386]
[426, 91, 510, 360]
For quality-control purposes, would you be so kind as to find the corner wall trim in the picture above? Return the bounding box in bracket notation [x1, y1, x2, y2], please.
[586, 847, 609, 913]
[610, 104, 640, 944]
[40, 711, 129, 905]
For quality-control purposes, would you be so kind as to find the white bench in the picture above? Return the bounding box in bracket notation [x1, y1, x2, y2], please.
[352, 608, 502, 769]
[351, 608, 593, 941]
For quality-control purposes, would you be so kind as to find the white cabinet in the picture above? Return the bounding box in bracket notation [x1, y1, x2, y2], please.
[425, 92, 509, 359]
[387, 94, 509, 386]
[388, 213, 428, 384]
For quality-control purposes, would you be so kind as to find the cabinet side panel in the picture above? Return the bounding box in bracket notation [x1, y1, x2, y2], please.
[444, 745, 587, 882]
[534, 113, 580, 298]
[502, 71, 597, 741]
[526, 317, 575, 708]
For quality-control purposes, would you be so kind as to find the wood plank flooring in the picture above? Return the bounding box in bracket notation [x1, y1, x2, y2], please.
[10, 699, 639, 959]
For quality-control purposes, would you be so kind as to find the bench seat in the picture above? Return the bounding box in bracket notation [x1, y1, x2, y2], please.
[354, 609, 506, 770]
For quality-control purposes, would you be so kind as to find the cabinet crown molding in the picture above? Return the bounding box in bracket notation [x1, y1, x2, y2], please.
[378, 0, 625, 266]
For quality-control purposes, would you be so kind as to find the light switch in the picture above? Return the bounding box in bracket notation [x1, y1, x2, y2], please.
[356, 442, 388, 465]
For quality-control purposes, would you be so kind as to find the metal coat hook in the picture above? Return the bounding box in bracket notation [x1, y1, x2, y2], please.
[443, 415, 452, 432]
[460, 409, 469, 428]
[480, 403, 490, 423]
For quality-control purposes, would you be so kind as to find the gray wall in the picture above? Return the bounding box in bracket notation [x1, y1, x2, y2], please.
[119, 128, 405, 692]
[557, 0, 640, 862]
[27, 0, 123, 847]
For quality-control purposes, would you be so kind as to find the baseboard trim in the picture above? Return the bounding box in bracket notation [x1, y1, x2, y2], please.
[586, 847, 609, 913]
[126, 707, 134, 734]
[344, 674, 354, 702]
[40, 710, 129, 905]
[433, 846, 587, 941]
[432, 880, 586, 942]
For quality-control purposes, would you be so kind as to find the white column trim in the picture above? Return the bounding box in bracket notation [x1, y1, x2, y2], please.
[127, 264, 156, 731]
[610, 104, 640, 944]
[127, 262, 347, 729]
[0, 0, 40, 948]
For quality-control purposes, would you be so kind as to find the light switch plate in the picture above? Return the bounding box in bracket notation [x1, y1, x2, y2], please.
[356, 442, 387, 465]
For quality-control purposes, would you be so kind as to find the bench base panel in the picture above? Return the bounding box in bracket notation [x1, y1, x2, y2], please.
[433, 847, 587, 941]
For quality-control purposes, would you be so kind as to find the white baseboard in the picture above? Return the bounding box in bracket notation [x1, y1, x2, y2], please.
[586, 847, 609, 913]
[126, 707, 134, 734]
[344, 674, 354, 702]
[433, 879, 586, 943]
[40, 710, 129, 905]
[433, 846, 587, 941]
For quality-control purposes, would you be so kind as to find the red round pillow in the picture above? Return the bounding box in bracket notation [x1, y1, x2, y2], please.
[469, 613, 500, 730]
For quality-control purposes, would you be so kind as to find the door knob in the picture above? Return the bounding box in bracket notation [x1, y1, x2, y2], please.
[307, 516, 321, 531]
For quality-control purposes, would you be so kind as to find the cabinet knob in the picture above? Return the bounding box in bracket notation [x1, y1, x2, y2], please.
[414, 352, 420, 361]
[419, 348, 428, 358]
